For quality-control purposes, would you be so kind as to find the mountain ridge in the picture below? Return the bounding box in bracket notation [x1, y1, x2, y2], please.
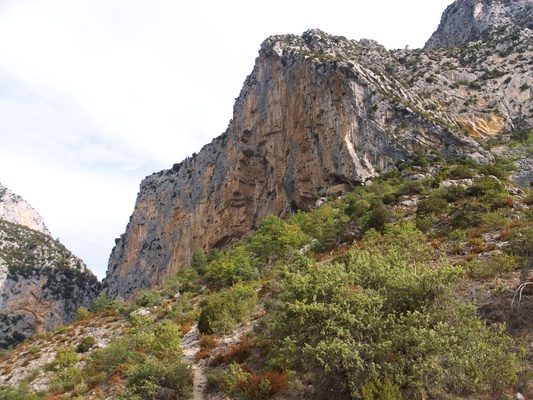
[0, 183, 100, 347]
[103, 11, 531, 298]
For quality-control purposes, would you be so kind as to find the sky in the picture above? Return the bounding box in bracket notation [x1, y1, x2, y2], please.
[0, 0, 454, 280]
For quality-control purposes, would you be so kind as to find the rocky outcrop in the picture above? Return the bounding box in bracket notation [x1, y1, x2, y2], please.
[0, 186, 100, 347]
[0, 183, 51, 236]
[425, 0, 533, 49]
[103, 28, 500, 300]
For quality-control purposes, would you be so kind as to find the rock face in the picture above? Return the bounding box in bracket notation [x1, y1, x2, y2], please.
[0, 185, 100, 347]
[425, 0, 533, 49]
[103, 1, 533, 300]
[103, 36, 485, 298]
[0, 183, 51, 236]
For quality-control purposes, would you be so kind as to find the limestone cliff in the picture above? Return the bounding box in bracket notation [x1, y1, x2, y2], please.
[0, 183, 51, 236]
[0, 185, 100, 347]
[103, 27, 507, 299]
[425, 0, 533, 49]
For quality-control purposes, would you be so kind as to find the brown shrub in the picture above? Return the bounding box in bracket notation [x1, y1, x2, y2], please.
[200, 334, 218, 351]
[196, 349, 211, 360]
[211, 336, 253, 366]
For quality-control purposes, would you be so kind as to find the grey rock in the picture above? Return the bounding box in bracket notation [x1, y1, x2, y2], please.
[103, 14, 531, 299]
[425, 0, 533, 49]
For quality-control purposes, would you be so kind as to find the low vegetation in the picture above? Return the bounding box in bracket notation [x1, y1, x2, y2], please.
[1, 151, 533, 399]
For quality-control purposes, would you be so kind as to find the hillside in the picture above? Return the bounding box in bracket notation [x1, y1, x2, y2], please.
[0, 184, 101, 347]
[1, 0, 533, 398]
[103, 3, 531, 300]
[1, 150, 533, 398]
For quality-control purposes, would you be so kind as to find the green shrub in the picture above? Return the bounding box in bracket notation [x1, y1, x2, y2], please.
[291, 202, 351, 253]
[76, 306, 91, 321]
[137, 290, 163, 307]
[248, 215, 309, 262]
[481, 208, 512, 230]
[361, 373, 402, 400]
[478, 164, 507, 180]
[89, 293, 120, 313]
[198, 283, 258, 335]
[206, 246, 258, 287]
[85, 336, 141, 382]
[126, 357, 193, 399]
[77, 336, 96, 353]
[46, 346, 79, 371]
[266, 221, 519, 398]
[0, 383, 38, 400]
[449, 201, 487, 229]
[190, 247, 208, 274]
[448, 165, 475, 179]
[506, 222, 533, 257]
[416, 196, 448, 218]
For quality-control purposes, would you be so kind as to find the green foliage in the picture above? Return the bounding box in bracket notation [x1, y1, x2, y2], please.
[198, 283, 258, 335]
[46, 346, 79, 371]
[506, 222, 533, 257]
[190, 247, 208, 274]
[76, 336, 96, 353]
[478, 163, 507, 180]
[136, 290, 163, 307]
[166, 266, 200, 295]
[361, 373, 402, 400]
[449, 201, 487, 229]
[266, 221, 519, 398]
[75, 306, 91, 321]
[448, 165, 476, 179]
[222, 362, 252, 397]
[125, 357, 192, 399]
[89, 293, 120, 313]
[248, 215, 309, 262]
[466, 253, 519, 279]
[85, 335, 141, 384]
[360, 200, 395, 233]
[206, 245, 258, 287]
[416, 196, 448, 219]
[290, 204, 344, 252]
[0, 383, 39, 400]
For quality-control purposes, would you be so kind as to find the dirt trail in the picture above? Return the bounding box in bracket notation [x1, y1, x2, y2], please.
[182, 324, 208, 399]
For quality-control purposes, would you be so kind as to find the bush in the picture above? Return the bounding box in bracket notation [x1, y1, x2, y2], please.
[0, 383, 38, 400]
[361, 373, 402, 400]
[198, 283, 258, 335]
[76, 306, 91, 321]
[126, 357, 193, 399]
[448, 165, 476, 179]
[265, 221, 520, 398]
[206, 246, 258, 287]
[478, 164, 507, 180]
[466, 253, 519, 279]
[416, 196, 448, 218]
[89, 293, 120, 313]
[248, 215, 309, 262]
[77, 336, 96, 353]
[46, 346, 79, 371]
[137, 291, 163, 307]
[449, 201, 487, 229]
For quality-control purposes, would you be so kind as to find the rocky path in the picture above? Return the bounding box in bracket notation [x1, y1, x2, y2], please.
[181, 324, 208, 399]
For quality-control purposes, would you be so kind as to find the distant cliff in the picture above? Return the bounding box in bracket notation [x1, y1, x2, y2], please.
[103, 0, 532, 300]
[425, 0, 533, 49]
[0, 183, 100, 347]
[0, 183, 51, 236]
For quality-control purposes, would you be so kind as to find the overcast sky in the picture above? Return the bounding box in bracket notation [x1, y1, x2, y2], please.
[0, 0, 454, 279]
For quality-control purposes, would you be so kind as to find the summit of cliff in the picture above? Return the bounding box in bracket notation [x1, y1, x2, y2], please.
[103, 21, 531, 299]
[0, 183, 51, 237]
[0, 183, 100, 347]
[425, 0, 533, 49]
